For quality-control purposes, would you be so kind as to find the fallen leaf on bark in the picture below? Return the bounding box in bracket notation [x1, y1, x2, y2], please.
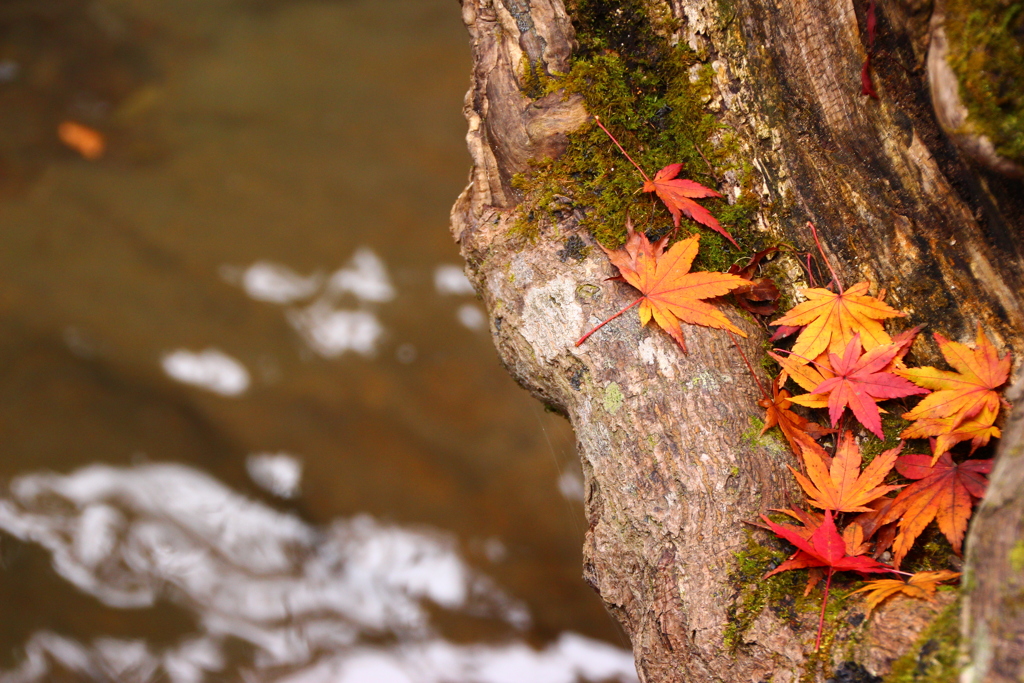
[791, 431, 903, 513]
[789, 334, 928, 438]
[850, 570, 960, 616]
[885, 325, 923, 371]
[899, 326, 1010, 460]
[850, 496, 899, 556]
[762, 508, 896, 577]
[882, 451, 992, 567]
[728, 248, 782, 315]
[771, 281, 905, 362]
[642, 163, 737, 247]
[759, 377, 834, 457]
[761, 509, 897, 649]
[767, 508, 870, 594]
[770, 350, 834, 406]
[733, 278, 782, 316]
[576, 220, 751, 352]
[593, 116, 736, 246]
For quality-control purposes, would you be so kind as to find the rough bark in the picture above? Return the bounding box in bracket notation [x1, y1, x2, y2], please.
[962, 376, 1024, 683]
[450, 0, 1024, 680]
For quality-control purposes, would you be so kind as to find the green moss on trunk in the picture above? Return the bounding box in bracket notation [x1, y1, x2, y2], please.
[509, 0, 763, 270]
[945, 0, 1024, 164]
[882, 597, 960, 683]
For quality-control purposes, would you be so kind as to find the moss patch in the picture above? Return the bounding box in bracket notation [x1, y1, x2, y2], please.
[945, 0, 1024, 164]
[742, 415, 789, 458]
[723, 533, 800, 651]
[1009, 540, 1024, 572]
[859, 414, 913, 464]
[902, 527, 957, 574]
[882, 598, 960, 683]
[510, 0, 762, 269]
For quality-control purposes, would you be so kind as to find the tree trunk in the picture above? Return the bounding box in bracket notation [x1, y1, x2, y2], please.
[450, 0, 1024, 680]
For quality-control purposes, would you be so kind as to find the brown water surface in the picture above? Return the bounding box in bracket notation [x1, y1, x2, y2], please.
[0, 1, 632, 680]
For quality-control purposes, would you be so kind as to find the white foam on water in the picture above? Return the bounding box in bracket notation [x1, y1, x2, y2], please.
[287, 304, 384, 357]
[433, 265, 475, 296]
[161, 349, 250, 396]
[0, 463, 636, 683]
[240, 262, 322, 304]
[327, 248, 396, 303]
[246, 453, 303, 499]
[457, 304, 486, 331]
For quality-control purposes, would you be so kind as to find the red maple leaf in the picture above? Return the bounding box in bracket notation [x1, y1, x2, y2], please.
[593, 116, 737, 247]
[761, 509, 897, 649]
[797, 334, 928, 438]
[641, 163, 737, 247]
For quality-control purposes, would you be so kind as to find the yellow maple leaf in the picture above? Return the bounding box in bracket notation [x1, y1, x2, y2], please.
[850, 570, 960, 616]
[771, 282, 904, 362]
[898, 326, 1010, 460]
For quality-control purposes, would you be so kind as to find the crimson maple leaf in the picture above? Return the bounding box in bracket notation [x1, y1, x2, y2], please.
[761, 509, 898, 649]
[592, 117, 737, 247]
[791, 334, 928, 438]
[641, 163, 737, 247]
[762, 509, 895, 578]
[882, 451, 992, 567]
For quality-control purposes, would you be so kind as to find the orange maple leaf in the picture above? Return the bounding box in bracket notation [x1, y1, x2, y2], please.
[901, 405, 1002, 457]
[791, 431, 903, 513]
[576, 221, 751, 352]
[771, 282, 905, 362]
[641, 163, 737, 247]
[881, 451, 992, 567]
[850, 570, 960, 616]
[758, 377, 834, 457]
[898, 326, 1010, 460]
[770, 349, 834, 408]
[787, 335, 928, 438]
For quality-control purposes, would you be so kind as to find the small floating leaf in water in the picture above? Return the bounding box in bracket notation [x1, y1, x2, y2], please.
[58, 121, 106, 160]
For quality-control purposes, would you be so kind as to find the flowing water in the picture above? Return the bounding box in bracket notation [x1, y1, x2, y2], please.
[0, 0, 634, 680]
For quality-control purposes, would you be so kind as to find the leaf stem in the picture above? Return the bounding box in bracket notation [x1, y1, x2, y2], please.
[816, 568, 834, 651]
[726, 329, 770, 401]
[593, 116, 652, 183]
[805, 253, 818, 288]
[576, 297, 644, 346]
[807, 222, 843, 294]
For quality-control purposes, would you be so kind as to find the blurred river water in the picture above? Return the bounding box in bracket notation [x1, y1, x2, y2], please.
[0, 0, 635, 680]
